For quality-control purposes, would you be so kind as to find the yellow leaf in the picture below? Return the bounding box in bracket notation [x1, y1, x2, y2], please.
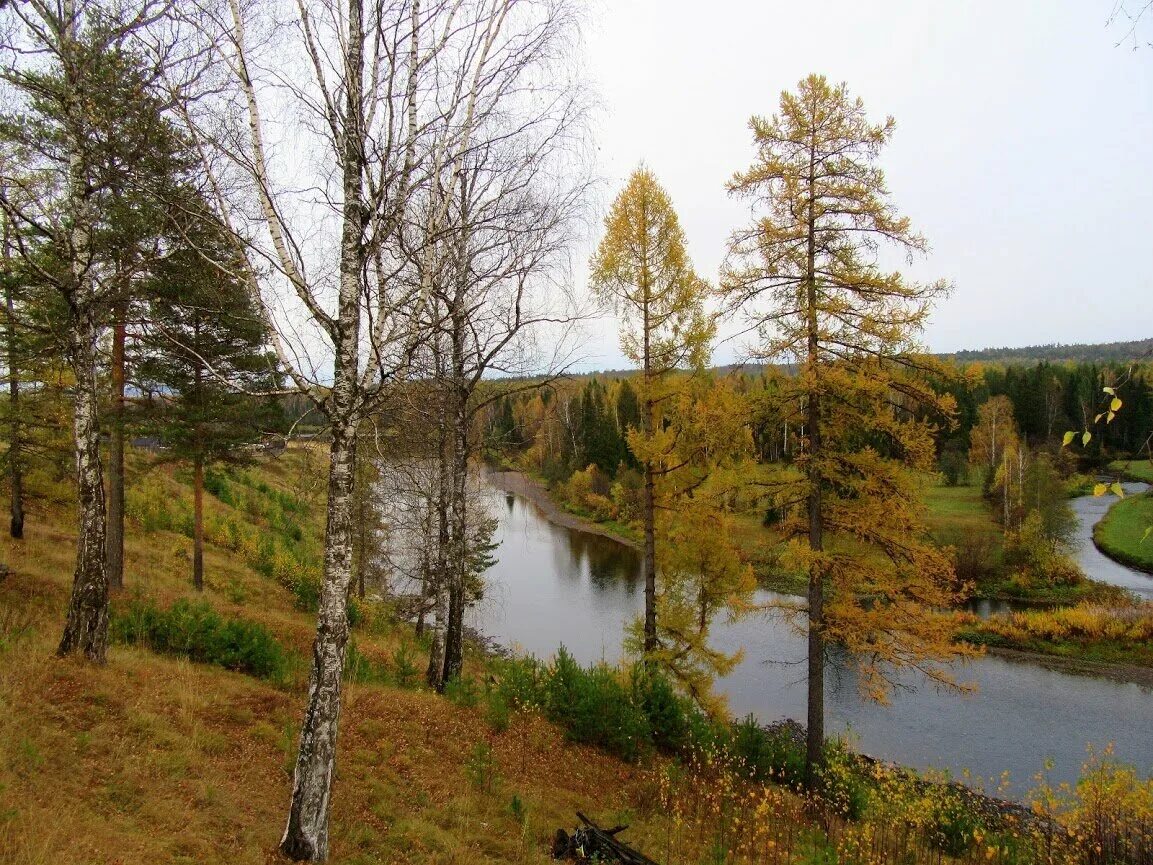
[1093, 483, 1108, 497]
[1110, 397, 1122, 412]
[1062, 431, 1076, 447]
[1082, 431, 1092, 447]
[1103, 386, 1115, 395]
[1110, 482, 1125, 498]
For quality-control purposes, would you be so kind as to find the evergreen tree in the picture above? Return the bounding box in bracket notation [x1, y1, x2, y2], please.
[136, 210, 281, 590]
[0, 8, 195, 660]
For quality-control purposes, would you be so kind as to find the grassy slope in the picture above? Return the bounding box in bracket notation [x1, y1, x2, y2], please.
[1094, 490, 1153, 573]
[1108, 459, 1153, 484]
[0, 448, 658, 865]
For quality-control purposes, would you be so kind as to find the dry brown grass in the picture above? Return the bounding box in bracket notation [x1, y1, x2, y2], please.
[0, 450, 657, 865]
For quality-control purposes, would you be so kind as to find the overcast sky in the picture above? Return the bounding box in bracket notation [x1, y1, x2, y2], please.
[568, 0, 1153, 371]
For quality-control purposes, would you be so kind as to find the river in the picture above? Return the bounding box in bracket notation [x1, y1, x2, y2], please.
[468, 480, 1153, 794]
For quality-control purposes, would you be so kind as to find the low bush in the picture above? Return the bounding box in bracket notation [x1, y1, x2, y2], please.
[111, 597, 291, 682]
[729, 715, 806, 786]
[391, 641, 420, 688]
[543, 648, 652, 761]
[344, 639, 389, 685]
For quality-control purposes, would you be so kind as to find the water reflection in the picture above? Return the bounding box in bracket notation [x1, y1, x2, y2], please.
[471, 482, 1153, 795]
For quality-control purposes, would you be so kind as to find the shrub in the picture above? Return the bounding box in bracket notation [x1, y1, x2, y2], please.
[112, 597, 290, 681]
[391, 641, 420, 688]
[484, 692, 511, 733]
[444, 675, 481, 708]
[730, 716, 806, 786]
[928, 787, 983, 855]
[633, 667, 720, 755]
[543, 647, 650, 761]
[465, 741, 500, 793]
[490, 656, 547, 710]
[818, 739, 871, 820]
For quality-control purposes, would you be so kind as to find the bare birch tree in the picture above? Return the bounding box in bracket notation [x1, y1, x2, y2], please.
[183, 0, 588, 857]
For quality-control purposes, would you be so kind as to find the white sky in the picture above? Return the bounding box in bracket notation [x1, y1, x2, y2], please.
[569, 0, 1153, 371]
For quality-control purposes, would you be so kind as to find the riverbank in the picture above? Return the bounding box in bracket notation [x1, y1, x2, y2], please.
[1093, 489, 1153, 574]
[484, 469, 641, 549]
[486, 468, 1153, 685]
[984, 644, 1153, 688]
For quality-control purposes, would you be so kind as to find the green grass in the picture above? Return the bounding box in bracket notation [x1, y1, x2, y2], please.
[1108, 459, 1153, 484]
[1094, 491, 1153, 573]
[922, 482, 998, 541]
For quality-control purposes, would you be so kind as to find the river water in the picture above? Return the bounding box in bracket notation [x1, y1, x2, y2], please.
[468, 482, 1153, 794]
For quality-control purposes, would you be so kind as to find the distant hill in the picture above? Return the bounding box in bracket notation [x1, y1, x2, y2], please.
[946, 338, 1153, 365]
[540, 338, 1153, 380]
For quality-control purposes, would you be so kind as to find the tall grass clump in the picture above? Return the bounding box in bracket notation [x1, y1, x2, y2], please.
[111, 597, 291, 682]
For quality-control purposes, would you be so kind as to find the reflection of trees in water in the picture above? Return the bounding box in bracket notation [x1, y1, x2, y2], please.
[565, 529, 641, 592]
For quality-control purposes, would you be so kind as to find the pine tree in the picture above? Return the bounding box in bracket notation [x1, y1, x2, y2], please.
[0, 7, 195, 660]
[136, 209, 281, 590]
[720, 75, 971, 790]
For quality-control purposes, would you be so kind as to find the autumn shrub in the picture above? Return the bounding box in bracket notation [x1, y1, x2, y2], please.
[1004, 511, 1084, 588]
[818, 740, 872, 821]
[610, 468, 644, 522]
[1030, 746, 1153, 865]
[111, 597, 290, 681]
[559, 464, 618, 521]
[489, 655, 548, 710]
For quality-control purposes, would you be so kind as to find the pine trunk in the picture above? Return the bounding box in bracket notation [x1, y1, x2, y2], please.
[4, 250, 23, 541]
[57, 305, 109, 662]
[193, 454, 205, 591]
[107, 309, 126, 588]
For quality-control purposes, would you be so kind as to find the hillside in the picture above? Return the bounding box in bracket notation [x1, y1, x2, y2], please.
[0, 449, 655, 864]
[947, 337, 1153, 365]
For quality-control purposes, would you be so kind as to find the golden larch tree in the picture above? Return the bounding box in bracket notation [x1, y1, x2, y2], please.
[589, 167, 714, 656]
[720, 74, 975, 791]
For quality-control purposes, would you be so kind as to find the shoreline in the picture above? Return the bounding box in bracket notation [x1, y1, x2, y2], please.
[984, 645, 1153, 689]
[484, 468, 641, 550]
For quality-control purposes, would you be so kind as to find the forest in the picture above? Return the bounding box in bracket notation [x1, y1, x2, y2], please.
[1, 1, 1152, 864]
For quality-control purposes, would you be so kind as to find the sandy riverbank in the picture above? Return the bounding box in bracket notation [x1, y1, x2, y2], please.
[484, 469, 641, 550]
